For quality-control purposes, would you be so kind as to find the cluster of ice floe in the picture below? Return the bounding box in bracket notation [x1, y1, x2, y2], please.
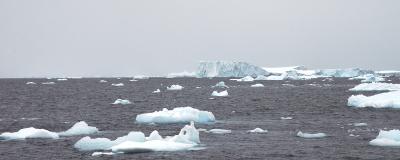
[0, 121, 98, 140]
[135, 107, 216, 124]
[112, 99, 132, 105]
[350, 74, 385, 83]
[167, 84, 184, 91]
[347, 91, 400, 108]
[349, 83, 400, 91]
[75, 122, 200, 154]
[211, 90, 228, 97]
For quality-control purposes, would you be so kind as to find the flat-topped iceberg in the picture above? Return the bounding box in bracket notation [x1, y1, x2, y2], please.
[349, 83, 400, 91]
[167, 71, 196, 78]
[136, 107, 215, 124]
[75, 122, 201, 154]
[211, 90, 228, 97]
[316, 68, 374, 78]
[347, 91, 400, 108]
[0, 127, 59, 140]
[112, 99, 132, 105]
[369, 130, 400, 147]
[297, 131, 327, 138]
[133, 75, 149, 79]
[167, 85, 184, 91]
[58, 121, 99, 136]
[196, 61, 269, 77]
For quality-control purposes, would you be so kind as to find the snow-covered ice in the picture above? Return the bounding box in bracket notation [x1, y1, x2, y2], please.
[111, 83, 124, 87]
[247, 128, 268, 133]
[349, 83, 400, 91]
[75, 122, 201, 153]
[369, 130, 400, 147]
[207, 129, 231, 134]
[152, 89, 161, 93]
[58, 121, 99, 136]
[211, 90, 228, 97]
[0, 127, 59, 140]
[347, 91, 400, 108]
[135, 107, 215, 124]
[112, 99, 132, 105]
[251, 84, 264, 87]
[167, 85, 184, 91]
[196, 61, 269, 77]
[297, 131, 327, 138]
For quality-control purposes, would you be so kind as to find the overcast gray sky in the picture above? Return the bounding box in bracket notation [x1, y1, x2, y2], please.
[0, 0, 399, 77]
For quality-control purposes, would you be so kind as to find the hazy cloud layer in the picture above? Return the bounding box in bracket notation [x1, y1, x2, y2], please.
[1, 0, 399, 77]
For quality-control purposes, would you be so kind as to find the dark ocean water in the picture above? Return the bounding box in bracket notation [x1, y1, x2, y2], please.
[0, 77, 399, 160]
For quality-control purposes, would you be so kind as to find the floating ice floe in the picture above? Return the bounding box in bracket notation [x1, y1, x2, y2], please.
[214, 81, 229, 88]
[254, 75, 269, 80]
[280, 117, 293, 120]
[152, 89, 161, 93]
[26, 82, 36, 85]
[136, 107, 215, 124]
[353, 123, 368, 127]
[347, 91, 400, 108]
[355, 74, 385, 83]
[196, 61, 269, 77]
[75, 122, 201, 154]
[112, 99, 132, 105]
[129, 79, 137, 82]
[247, 128, 268, 133]
[369, 130, 400, 147]
[206, 129, 231, 134]
[211, 90, 228, 97]
[167, 85, 184, 91]
[99, 80, 108, 83]
[133, 75, 149, 79]
[0, 127, 59, 140]
[42, 82, 55, 85]
[349, 83, 400, 91]
[57, 78, 68, 81]
[58, 121, 99, 136]
[167, 71, 196, 78]
[111, 83, 124, 87]
[232, 76, 255, 82]
[251, 84, 264, 87]
[297, 131, 327, 138]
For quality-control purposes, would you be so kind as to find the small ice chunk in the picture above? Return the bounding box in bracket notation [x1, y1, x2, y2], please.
[0, 127, 59, 140]
[247, 128, 268, 133]
[369, 130, 400, 147]
[133, 75, 149, 79]
[111, 83, 124, 87]
[99, 80, 108, 83]
[251, 84, 264, 87]
[214, 81, 229, 88]
[57, 78, 68, 81]
[211, 90, 228, 97]
[58, 121, 99, 136]
[26, 82, 36, 85]
[207, 129, 231, 134]
[347, 91, 400, 108]
[112, 99, 132, 105]
[297, 131, 327, 138]
[42, 82, 55, 85]
[353, 123, 368, 127]
[280, 117, 293, 120]
[136, 107, 216, 124]
[129, 79, 138, 82]
[195, 87, 202, 89]
[167, 85, 184, 91]
[152, 89, 161, 93]
[92, 152, 115, 156]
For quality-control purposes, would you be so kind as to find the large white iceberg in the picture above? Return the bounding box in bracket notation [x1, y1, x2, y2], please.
[369, 130, 400, 147]
[347, 91, 400, 108]
[0, 127, 59, 140]
[58, 121, 99, 136]
[316, 68, 374, 78]
[112, 99, 132, 105]
[196, 61, 269, 77]
[167, 85, 184, 91]
[349, 83, 400, 91]
[211, 90, 229, 97]
[135, 107, 215, 124]
[75, 122, 201, 154]
[297, 131, 327, 138]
